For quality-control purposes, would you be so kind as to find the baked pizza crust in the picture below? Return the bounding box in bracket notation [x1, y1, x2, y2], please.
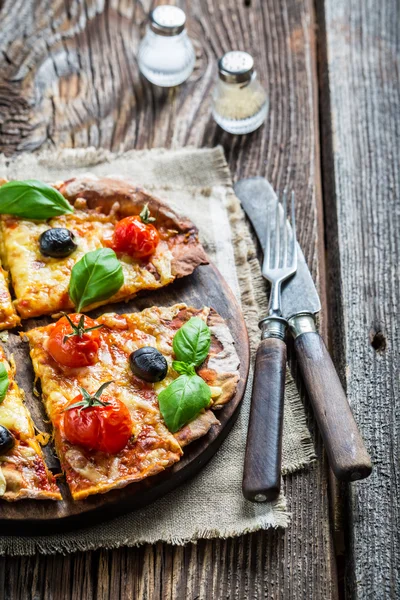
[174, 410, 220, 448]
[56, 175, 209, 280]
[24, 304, 240, 500]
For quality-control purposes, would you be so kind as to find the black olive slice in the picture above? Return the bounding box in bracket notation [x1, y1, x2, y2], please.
[0, 424, 15, 454]
[129, 347, 168, 383]
[39, 228, 77, 258]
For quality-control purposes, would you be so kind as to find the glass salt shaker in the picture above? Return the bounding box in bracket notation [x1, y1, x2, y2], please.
[138, 5, 195, 87]
[212, 51, 268, 134]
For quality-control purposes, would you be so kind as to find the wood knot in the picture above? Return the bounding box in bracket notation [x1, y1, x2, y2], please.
[369, 329, 387, 353]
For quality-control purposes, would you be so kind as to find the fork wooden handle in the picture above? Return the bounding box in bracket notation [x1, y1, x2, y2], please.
[242, 337, 286, 502]
[293, 330, 372, 481]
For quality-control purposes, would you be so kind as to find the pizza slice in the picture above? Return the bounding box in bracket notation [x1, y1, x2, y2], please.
[0, 260, 20, 331]
[0, 346, 61, 501]
[24, 304, 240, 500]
[0, 175, 208, 319]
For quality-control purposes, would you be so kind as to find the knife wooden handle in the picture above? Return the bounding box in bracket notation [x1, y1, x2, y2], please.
[294, 331, 372, 481]
[242, 337, 286, 502]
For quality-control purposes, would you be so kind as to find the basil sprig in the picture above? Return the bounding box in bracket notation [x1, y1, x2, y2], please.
[172, 361, 196, 376]
[0, 180, 73, 220]
[158, 317, 212, 433]
[158, 374, 211, 433]
[172, 316, 211, 366]
[0, 363, 10, 404]
[69, 248, 124, 312]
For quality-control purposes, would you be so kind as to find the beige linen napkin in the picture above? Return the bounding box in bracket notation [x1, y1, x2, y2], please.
[0, 147, 314, 555]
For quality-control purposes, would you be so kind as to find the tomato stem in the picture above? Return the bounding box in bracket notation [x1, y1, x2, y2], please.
[61, 313, 103, 344]
[64, 381, 113, 412]
[139, 203, 156, 224]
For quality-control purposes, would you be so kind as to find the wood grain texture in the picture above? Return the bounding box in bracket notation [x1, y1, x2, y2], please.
[243, 337, 286, 502]
[0, 0, 338, 598]
[294, 331, 372, 482]
[317, 0, 400, 597]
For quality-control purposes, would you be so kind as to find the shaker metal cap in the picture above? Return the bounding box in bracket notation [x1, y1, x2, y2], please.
[149, 5, 186, 36]
[218, 51, 254, 84]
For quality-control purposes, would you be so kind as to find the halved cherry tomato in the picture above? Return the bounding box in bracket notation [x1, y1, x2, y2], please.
[110, 215, 159, 259]
[47, 313, 102, 368]
[63, 389, 132, 454]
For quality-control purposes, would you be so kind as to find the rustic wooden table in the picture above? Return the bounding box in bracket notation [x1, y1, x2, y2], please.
[0, 1, 398, 598]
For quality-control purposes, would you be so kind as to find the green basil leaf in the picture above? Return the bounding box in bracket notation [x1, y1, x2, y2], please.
[172, 317, 211, 367]
[69, 248, 124, 312]
[0, 363, 9, 404]
[158, 374, 211, 433]
[172, 361, 196, 376]
[0, 180, 73, 220]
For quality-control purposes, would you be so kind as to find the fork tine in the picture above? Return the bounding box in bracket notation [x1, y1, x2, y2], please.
[290, 191, 297, 268]
[263, 203, 272, 270]
[273, 197, 280, 269]
[262, 189, 298, 284]
[282, 190, 288, 267]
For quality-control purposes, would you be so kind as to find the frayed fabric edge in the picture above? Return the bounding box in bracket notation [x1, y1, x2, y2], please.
[0, 509, 290, 557]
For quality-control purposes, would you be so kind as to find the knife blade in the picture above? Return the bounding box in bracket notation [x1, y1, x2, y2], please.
[234, 177, 320, 320]
[235, 177, 372, 483]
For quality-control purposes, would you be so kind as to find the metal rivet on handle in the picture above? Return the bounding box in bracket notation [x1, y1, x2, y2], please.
[254, 493, 267, 502]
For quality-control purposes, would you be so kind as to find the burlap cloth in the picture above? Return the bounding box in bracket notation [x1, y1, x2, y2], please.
[0, 147, 315, 555]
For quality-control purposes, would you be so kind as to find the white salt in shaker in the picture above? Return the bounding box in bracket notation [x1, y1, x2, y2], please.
[212, 51, 268, 134]
[138, 6, 195, 87]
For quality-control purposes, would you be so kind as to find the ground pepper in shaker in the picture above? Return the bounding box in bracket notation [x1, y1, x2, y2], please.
[212, 51, 268, 134]
[138, 5, 195, 87]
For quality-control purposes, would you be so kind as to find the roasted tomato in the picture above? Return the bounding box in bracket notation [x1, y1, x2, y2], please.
[47, 313, 102, 368]
[63, 382, 132, 453]
[110, 204, 159, 259]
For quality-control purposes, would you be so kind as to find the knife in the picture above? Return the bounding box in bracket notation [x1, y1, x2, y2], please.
[235, 177, 372, 482]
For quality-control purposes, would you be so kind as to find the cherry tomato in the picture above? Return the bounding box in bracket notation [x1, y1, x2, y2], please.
[47, 314, 102, 368]
[63, 393, 132, 454]
[111, 216, 159, 259]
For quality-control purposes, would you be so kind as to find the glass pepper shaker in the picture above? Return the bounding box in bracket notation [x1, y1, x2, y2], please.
[138, 5, 196, 87]
[212, 51, 268, 134]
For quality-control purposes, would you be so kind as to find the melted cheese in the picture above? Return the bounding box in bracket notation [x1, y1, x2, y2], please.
[0, 263, 20, 331]
[0, 468, 6, 496]
[0, 354, 33, 439]
[0, 209, 175, 319]
[65, 448, 108, 484]
[0, 386, 33, 438]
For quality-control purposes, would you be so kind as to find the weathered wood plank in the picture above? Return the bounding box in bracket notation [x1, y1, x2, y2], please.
[0, 0, 338, 597]
[318, 0, 400, 597]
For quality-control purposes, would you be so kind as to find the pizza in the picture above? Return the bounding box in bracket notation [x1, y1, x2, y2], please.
[0, 261, 20, 331]
[24, 303, 240, 500]
[0, 176, 241, 505]
[0, 346, 61, 501]
[0, 175, 208, 320]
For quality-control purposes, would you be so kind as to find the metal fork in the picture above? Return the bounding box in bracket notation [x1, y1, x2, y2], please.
[242, 191, 298, 503]
[261, 190, 297, 327]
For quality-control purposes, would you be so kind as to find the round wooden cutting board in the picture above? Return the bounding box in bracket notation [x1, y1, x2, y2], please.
[1, 262, 249, 535]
